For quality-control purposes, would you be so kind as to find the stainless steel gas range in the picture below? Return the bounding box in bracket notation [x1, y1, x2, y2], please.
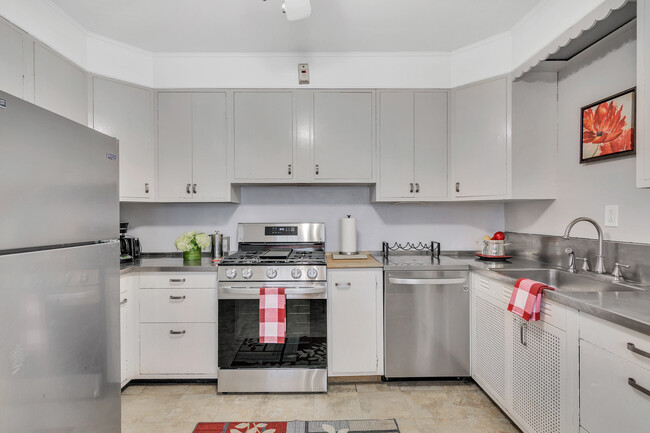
[217, 223, 327, 393]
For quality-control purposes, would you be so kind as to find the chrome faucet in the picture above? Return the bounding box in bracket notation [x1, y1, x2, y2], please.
[562, 217, 606, 274]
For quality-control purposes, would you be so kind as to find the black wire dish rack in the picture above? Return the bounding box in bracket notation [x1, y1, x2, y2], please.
[382, 241, 441, 259]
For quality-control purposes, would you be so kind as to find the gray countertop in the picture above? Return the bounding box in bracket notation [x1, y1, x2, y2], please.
[120, 255, 219, 275]
[452, 254, 650, 336]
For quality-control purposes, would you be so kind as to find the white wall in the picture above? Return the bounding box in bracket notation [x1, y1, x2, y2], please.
[505, 24, 650, 243]
[121, 187, 505, 253]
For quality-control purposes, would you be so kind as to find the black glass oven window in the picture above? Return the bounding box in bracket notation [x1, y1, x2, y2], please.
[218, 299, 327, 369]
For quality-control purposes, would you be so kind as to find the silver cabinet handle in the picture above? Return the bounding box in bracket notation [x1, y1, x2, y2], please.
[388, 277, 467, 285]
[315, 164, 319, 175]
[628, 342, 650, 359]
[169, 330, 186, 335]
[145, 183, 150, 194]
[186, 184, 191, 194]
[169, 278, 186, 283]
[415, 183, 420, 193]
[335, 282, 351, 288]
[410, 183, 414, 193]
[169, 295, 186, 301]
[192, 183, 197, 194]
[456, 182, 460, 193]
[628, 378, 650, 397]
[120, 298, 128, 305]
[520, 323, 528, 346]
[288, 164, 292, 175]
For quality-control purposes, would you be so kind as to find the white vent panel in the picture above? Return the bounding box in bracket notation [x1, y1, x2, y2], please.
[474, 296, 506, 400]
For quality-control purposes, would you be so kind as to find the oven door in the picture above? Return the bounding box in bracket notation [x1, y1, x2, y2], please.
[217, 283, 327, 393]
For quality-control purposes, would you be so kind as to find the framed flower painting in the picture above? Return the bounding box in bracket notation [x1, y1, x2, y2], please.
[581, 88, 635, 163]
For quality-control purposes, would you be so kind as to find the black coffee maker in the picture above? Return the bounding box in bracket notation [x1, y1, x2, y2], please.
[120, 222, 141, 262]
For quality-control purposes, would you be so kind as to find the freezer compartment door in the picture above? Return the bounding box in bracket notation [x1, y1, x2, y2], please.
[384, 270, 470, 378]
[0, 242, 120, 433]
[0, 91, 118, 251]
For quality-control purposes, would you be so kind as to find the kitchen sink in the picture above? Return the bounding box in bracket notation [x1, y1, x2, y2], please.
[489, 268, 641, 293]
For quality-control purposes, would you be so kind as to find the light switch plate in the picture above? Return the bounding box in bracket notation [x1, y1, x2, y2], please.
[298, 63, 310, 85]
[605, 205, 619, 227]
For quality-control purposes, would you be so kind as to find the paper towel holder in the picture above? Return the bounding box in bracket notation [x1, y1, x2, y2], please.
[339, 215, 360, 256]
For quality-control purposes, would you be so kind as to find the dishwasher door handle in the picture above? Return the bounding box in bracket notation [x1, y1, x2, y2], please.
[388, 277, 467, 285]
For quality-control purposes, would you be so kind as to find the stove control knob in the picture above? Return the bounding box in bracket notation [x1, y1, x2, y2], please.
[307, 268, 318, 279]
[266, 268, 278, 279]
[291, 268, 302, 279]
[226, 269, 237, 279]
[242, 269, 253, 279]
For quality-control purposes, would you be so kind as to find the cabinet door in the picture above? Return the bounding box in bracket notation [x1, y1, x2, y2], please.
[378, 92, 415, 199]
[328, 270, 379, 376]
[0, 18, 25, 99]
[158, 93, 193, 200]
[452, 77, 507, 198]
[313, 92, 373, 181]
[192, 92, 228, 200]
[472, 291, 508, 406]
[120, 292, 128, 386]
[511, 316, 566, 433]
[638, 0, 650, 188]
[93, 78, 155, 200]
[580, 340, 650, 433]
[414, 92, 448, 199]
[34, 43, 87, 125]
[234, 92, 294, 180]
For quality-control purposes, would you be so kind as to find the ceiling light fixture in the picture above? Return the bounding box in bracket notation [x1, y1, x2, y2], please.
[282, 0, 312, 21]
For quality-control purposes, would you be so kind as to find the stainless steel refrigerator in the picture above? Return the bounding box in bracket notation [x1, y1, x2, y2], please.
[0, 90, 121, 433]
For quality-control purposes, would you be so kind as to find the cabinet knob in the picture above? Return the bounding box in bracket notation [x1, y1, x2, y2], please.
[288, 164, 292, 175]
[186, 184, 191, 194]
[192, 183, 197, 194]
[315, 164, 319, 175]
[410, 183, 414, 193]
[334, 282, 351, 288]
[415, 183, 420, 193]
[169, 330, 186, 335]
[455, 182, 460, 193]
[145, 183, 150, 194]
[120, 298, 128, 305]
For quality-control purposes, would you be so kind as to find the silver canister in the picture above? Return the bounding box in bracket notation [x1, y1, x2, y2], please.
[211, 232, 223, 259]
[481, 240, 510, 256]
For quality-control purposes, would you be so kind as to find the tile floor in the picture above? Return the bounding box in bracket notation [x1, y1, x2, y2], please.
[121, 381, 520, 433]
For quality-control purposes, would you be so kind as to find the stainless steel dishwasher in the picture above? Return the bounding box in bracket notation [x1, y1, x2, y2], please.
[384, 269, 470, 379]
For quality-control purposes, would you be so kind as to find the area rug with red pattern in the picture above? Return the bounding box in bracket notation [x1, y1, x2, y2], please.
[193, 419, 400, 433]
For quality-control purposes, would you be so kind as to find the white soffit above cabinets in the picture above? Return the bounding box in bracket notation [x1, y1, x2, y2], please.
[47, 0, 541, 53]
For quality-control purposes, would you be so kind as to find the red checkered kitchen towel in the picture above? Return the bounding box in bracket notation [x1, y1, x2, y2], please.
[259, 287, 287, 343]
[507, 278, 555, 321]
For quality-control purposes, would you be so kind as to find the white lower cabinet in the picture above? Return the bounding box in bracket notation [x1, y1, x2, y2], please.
[119, 273, 138, 387]
[120, 290, 128, 386]
[327, 268, 383, 376]
[138, 272, 218, 378]
[579, 313, 650, 433]
[470, 272, 579, 433]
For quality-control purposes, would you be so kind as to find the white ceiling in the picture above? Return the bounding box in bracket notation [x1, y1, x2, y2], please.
[49, 0, 543, 53]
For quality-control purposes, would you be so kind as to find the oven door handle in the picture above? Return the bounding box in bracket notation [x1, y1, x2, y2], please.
[388, 277, 467, 285]
[218, 286, 327, 299]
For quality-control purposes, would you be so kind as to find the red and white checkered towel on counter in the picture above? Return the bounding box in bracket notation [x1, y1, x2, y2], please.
[259, 287, 286, 343]
[507, 278, 555, 321]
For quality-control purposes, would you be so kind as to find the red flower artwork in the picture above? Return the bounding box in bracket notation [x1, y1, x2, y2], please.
[581, 90, 635, 161]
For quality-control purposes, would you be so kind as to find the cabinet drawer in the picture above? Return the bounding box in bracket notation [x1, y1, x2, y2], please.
[580, 340, 650, 433]
[140, 323, 217, 375]
[140, 289, 217, 323]
[139, 272, 217, 289]
[580, 313, 650, 370]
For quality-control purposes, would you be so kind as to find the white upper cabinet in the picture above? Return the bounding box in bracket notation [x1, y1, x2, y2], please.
[233, 91, 294, 181]
[452, 77, 508, 199]
[0, 18, 26, 99]
[374, 91, 448, 201]
[93, 77, 155, 201]
[34, 43, 87, 125]
[158, 92, 233, 202]
[638, 0, 650, 188]
[312, 91, 374, 181]
[451, 73, 557, 200]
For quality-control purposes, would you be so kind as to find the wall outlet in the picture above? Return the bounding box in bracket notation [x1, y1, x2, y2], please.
[298, 63, 310, 85]
[605, 205, 619, 227]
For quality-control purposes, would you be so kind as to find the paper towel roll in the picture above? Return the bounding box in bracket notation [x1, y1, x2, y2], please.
[340, 215, 358, 254]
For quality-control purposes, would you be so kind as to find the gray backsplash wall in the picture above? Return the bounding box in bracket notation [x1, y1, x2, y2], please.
[121, 186, 505, 253]
[505, 23, 650, 244]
